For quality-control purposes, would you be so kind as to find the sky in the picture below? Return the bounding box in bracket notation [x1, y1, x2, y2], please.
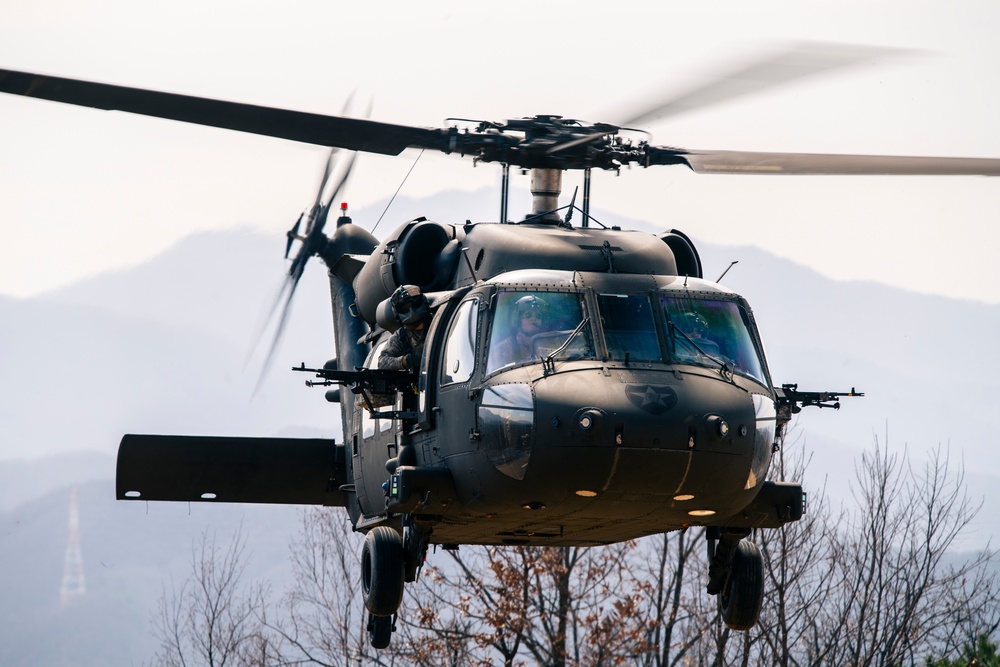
[1, 0, 999, 304]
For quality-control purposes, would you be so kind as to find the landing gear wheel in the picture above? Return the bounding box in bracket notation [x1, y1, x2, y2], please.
[361, 526, 404, 617]
[720, 539, 764, 631]
[367, 613, 393, 649]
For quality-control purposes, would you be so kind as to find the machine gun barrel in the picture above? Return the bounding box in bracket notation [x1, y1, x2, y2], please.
[292, 363, 415, 395]
[775, 383, 864, 425]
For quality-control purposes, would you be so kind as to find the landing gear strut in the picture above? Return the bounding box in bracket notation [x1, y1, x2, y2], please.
[706, 527, 765, 631]
[403, 520, 432, 583]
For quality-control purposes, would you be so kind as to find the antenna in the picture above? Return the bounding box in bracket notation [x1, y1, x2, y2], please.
[717, 260, 739, 282]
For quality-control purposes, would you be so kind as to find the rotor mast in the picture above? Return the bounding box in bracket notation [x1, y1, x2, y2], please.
[528, 168, 563, 223]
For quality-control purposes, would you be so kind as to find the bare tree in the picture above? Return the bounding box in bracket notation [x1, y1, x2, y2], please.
[618, 529, 717, 667]
[153, 438, 999, 667]
[648, 436, 999, 667]
[152, 526, 274, 667]
[401, 542, 649, 666]
[742, 437, 999, 667]
[754, 439, 850, 667]
[399, 545, 532, 666]
[822, 441, 998, 666]
[267, 507, 405, 667]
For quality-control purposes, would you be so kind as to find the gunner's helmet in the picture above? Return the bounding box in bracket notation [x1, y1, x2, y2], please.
[391, 284, 430, 326]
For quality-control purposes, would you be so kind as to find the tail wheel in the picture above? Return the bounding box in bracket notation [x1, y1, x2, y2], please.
[361, 526, 404, 617]
[720, 539, 764, 631]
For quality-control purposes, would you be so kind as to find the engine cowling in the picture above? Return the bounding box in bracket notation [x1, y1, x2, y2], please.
[353, 219, 462, 324]
[659, 229, 703, 279]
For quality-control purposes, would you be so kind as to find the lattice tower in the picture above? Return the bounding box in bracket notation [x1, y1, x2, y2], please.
[59, 486, 86, 606]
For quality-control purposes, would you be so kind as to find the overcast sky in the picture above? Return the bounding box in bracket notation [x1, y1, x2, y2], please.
[1, 0, 998, 303]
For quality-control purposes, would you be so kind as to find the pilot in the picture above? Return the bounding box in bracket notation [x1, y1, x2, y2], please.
[378, 285, 431, 371]
[676, 312, 722, 359]
[492, 295, 549, 368]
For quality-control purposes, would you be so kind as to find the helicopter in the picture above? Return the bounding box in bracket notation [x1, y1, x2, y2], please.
[3, 51, 998, 650]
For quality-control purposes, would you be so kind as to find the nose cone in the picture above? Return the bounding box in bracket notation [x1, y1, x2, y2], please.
[535, 369, 754, 449]
[532, 369, 766, 509]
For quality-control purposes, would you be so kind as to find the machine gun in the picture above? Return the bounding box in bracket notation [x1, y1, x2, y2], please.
[775, 383, 864, 427]
[293, 362, 417, 419]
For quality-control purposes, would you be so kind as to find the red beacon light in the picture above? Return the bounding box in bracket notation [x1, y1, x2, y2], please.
[337, 202, 351, 226]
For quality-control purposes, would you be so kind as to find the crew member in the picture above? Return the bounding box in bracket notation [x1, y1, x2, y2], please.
[492, 295, 549, 368]
[675, 311, 722, 360]
[378, 285, 431, 371]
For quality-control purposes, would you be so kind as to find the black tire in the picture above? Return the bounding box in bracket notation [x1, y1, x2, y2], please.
[361, 526, 404, 617]
[720, 539, 764, 631]
[368, 613, 393, 649]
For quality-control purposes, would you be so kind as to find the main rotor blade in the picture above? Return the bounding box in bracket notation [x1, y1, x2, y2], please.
[0, 68, 448, 155]
[321, 150, 358, 210]
[313, 147, 340, 209]
[309, 94, 362, 208]
[250, 272, 302, 396]
[672, 149, 1000, 176]
[619, 42, 905, 127]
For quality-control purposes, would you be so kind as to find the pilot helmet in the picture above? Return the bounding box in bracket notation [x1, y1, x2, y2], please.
[391, 284, 430, 326]
[679, 311, 708, 335]
[514, 294, 548, 320]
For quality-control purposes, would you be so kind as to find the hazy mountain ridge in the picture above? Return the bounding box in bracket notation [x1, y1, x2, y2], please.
[0, 450, 112, 512]
[14, 188, 999, 474]
[1, 277, 343, 463]
[2, 192, 998, 665]
[0, 477, 305, 667]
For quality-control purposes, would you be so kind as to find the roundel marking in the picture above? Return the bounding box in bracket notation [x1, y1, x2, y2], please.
[625, 384, 678, 415]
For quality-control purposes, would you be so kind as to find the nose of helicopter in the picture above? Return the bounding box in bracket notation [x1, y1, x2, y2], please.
[529, 369, 773, 512]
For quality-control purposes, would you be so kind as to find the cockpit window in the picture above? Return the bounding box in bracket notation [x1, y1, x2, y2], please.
[486, 290, 594, 374]
[597, 294, 661, 362]
[660, 296, 766, 384]
[441, 299, 479, 385]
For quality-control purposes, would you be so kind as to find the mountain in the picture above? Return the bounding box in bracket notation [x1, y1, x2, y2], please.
[0, 238, 341, 465]
[0, 450, 111, 512]
[5, 187, 997, 497]
[8, 187, 999, 484]
[0, 475, 306, 667]
[0, 187, 996, 663]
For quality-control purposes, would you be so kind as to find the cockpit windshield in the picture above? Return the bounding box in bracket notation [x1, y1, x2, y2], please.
[484, 286, 767, 385]
[486, 290, 594, 374]
[660, 296, 766, 384]
[597, 293, 661, 362]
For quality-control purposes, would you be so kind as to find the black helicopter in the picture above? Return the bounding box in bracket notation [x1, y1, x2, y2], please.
[3, 52, 998, 650]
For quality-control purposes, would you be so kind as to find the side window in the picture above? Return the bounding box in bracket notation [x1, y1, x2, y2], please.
[441, 299, 479, 385]
[362, 339, 396, 438]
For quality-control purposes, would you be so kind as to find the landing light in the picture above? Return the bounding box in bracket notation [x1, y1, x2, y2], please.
[575, 490, 598, 498]
[707, 415, 729, 438]
[688, 509, 716, 517]
[673, 494, 695, 501]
